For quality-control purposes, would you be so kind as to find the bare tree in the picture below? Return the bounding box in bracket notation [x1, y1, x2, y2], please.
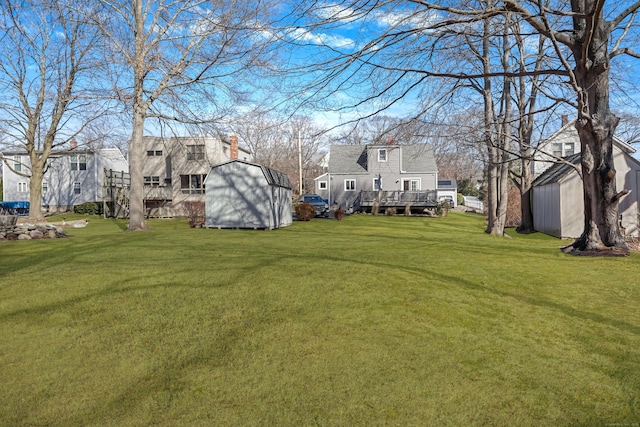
[231, 112, 328, 195]
[96, 0, 279, 230]
[289, 0, 640, 254]
[0, 0, 104, 222]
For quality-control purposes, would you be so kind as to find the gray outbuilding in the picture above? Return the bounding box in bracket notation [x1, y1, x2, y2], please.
[532, 140, 640, 238]
[204, 160, 292, 230]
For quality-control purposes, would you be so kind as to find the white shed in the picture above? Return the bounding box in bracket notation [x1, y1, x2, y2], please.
[532, 142, 640, 238]
[204, 160, 292, 230]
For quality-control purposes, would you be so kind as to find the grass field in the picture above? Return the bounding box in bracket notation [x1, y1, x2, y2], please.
[1, 212, 639, 426]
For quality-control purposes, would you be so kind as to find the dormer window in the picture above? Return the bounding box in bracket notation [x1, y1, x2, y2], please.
[378, 149, 387, 162]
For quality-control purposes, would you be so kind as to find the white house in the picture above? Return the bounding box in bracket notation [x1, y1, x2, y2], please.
[532, 116, 580, 177]
[2, 147, 128, 213]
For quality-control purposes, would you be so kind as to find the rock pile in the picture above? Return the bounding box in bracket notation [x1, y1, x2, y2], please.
[0, 216, 68, 241]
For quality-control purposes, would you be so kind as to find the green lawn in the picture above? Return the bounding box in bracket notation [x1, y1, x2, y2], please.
[1, 212, 639, 426]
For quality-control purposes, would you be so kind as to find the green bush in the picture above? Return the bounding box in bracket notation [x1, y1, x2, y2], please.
[295, 202, 315, 221]
[73, 202, 103, 215]
[457, 193, 464, 206]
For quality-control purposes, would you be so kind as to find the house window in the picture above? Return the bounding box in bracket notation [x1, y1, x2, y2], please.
[147, 150, 154, 156]
[73, 182, 81, 194]
[180, 174, 207, 194]
[148, 150, 163, 156]
[70, 154, 86, 170]
[14, 155, 21, 172]
[378, 149, 387, 162]
[373, 176, 383, 191]
[345, 179, 356, 191]
[318, 181, 327, 190]
[551, 143, 563, 157]
[144, 176, 160, 186]
[564, 143, 575, 156]
[42, 182, 48, 193]
[186, 145, 205, 160]
[403, 179, 420, 192]
[17, 181, 28, 192]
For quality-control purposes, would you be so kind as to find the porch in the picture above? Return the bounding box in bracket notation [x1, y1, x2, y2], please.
[354, 190, 438, 214]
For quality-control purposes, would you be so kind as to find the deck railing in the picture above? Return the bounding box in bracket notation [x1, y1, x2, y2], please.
[359, 190, 437, 206]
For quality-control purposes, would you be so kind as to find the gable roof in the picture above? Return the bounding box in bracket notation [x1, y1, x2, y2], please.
[402, 144, 438, 172]
[533, 153, 581, 186]
[328, 145, 369, 173]
[327, 144, 437, 174]
[208, 159, 291, 189]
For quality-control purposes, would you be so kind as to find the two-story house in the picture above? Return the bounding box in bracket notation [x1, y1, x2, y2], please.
[2, 144, 128, 214]
[140, 135, 250, 217]
[313, 144, 439, 213]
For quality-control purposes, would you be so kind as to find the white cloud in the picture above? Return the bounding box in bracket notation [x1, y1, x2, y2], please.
[290, 27, 355, 49]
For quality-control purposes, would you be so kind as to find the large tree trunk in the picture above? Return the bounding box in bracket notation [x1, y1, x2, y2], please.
[562, 3, 628, 255]
[126, 0, 149, 231]
[517, 157, 535, 234]
[482, 7, 506, 236]
[517, 187, 535, 234]
[27, 159, 45, 222]
[485, 11, 510, 236]
[127, 109, 149, 231]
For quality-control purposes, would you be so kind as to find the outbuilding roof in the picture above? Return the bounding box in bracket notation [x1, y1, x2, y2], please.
[533, 153, 581, 186]
[209, 159, 291, 189]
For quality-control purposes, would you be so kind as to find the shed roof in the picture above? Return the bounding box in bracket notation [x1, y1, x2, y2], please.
[209, 159, 292, 189]
[533, 153, 581, 186]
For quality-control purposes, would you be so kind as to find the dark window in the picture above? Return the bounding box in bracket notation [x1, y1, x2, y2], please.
[180, 174, 206, 194]
[70, 154, 86, 170]
[187, 145, 205, 160]
[144, 176, 160, 186]
[378, 149, 387, 162]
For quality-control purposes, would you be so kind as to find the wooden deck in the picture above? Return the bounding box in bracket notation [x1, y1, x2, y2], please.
[355, 190, 438, 213]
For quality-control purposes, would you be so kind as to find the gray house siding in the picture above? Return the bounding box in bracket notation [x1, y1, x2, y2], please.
[205, 160, 292, 230]
[315, 144, 438, 211]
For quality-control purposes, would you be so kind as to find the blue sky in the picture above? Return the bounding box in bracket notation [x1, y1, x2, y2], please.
[272, 0, 640, 145]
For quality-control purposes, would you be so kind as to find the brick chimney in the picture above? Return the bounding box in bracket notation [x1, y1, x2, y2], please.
[70, 139, 78, 149]
[561, 114, 568, 126]
[230, 134, 238, 160]
[387, 135, 394, 145]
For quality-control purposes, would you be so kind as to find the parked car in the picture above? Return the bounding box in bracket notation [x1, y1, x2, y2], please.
[297, 194, 329, 217]
[438, 196, 455, 208]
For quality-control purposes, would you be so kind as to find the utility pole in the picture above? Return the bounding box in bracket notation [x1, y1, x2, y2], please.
[298, 131, 303, 195]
